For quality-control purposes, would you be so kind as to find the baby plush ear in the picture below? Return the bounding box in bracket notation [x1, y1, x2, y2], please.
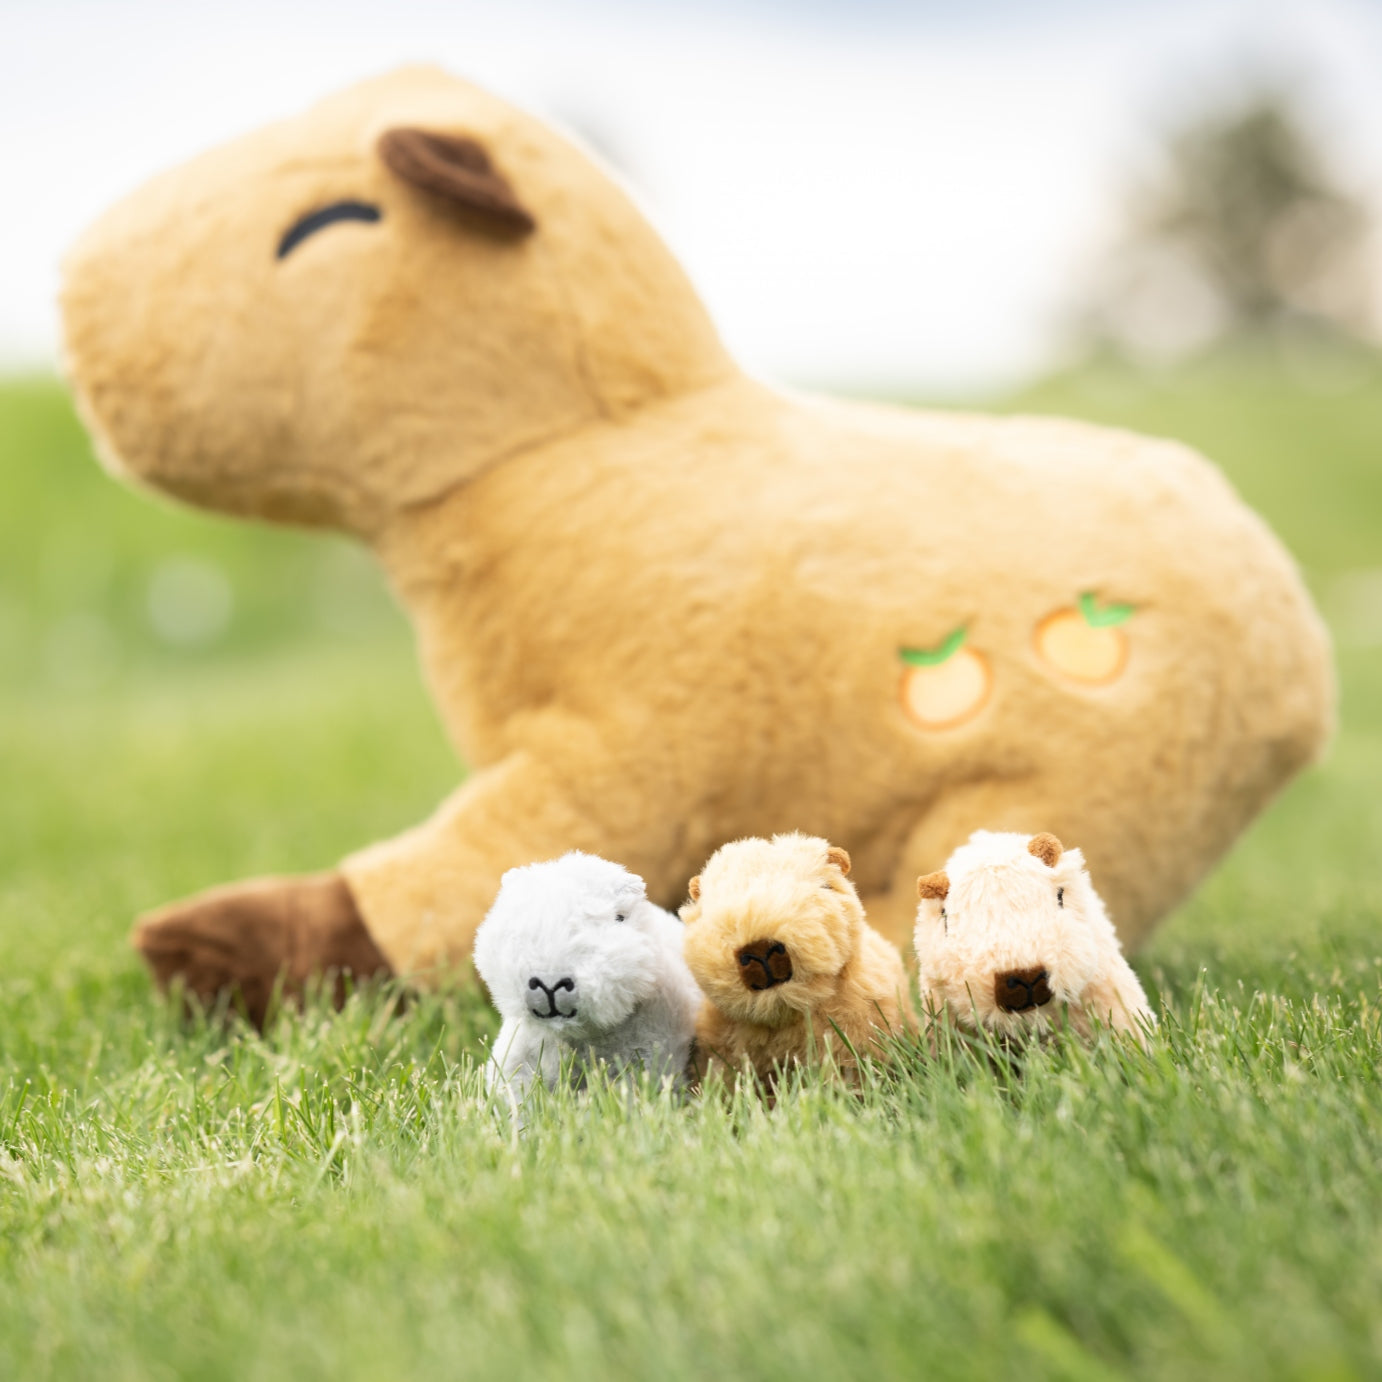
[614, 875, 648, 914]
[916, 871, 950, 901]
[1028, 833, 1063, 868]
[825, 845, 851, 877]
[377, 128, 536, 236]
[687, 876, 701, 902]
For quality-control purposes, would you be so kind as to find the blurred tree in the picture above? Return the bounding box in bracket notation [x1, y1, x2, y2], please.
[1078, 88, 1377, 362]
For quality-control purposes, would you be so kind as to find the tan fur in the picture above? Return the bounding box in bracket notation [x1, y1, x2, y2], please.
[1027, 833, 1063, 867]
[682, 834, 914, 1089]
[61, 67, 1334, 989]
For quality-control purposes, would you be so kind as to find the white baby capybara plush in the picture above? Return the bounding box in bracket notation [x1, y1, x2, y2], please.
[472, 853, 700, 1103]
[914, 831, 1155, 1047]
[681, 834, 915, 1090]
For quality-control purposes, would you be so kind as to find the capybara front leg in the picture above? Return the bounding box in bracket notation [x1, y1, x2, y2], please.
[340, 752, 628, 983]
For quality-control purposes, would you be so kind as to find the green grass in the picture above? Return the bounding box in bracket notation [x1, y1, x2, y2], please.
[1, 357, 1380, 1380]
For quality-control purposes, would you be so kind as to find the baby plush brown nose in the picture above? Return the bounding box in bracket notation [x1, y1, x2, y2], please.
[994, 966, 1053, 1013]
[736, 939, 793, 991]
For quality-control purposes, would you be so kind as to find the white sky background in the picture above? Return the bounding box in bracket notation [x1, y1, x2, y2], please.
[2, 0, 1382, 392]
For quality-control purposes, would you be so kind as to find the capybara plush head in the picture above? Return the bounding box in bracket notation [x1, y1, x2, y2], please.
[473, 852, 677, 1043]
[60, 66, 728, 535]
[913, 830, 1155, 1045]
[681, 834, 863, 1028]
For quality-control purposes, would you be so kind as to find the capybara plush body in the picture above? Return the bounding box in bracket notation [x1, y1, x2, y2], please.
[682, 835, 914, 1088]
[914, 831, 1155, 1046]
[473, 853, 700, 1103]
[60, 67, 1333, 1012]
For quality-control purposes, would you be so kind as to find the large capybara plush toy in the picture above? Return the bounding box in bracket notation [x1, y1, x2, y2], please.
[59, 66, 1333, 1015]
[682, 834, 914, 1090]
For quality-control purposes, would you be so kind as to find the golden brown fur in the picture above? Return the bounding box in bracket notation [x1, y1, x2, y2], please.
[681, 835, 915, 1090]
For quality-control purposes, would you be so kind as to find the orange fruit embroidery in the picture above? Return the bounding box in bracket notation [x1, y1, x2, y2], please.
[899, 628, 992, 730]
[1035, 592, 1134, 685]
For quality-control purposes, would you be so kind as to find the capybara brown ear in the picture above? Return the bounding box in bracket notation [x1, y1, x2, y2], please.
[377, 129, 536, 236]
[825, 845, 851, 877]
[1028, 833, 1063, 867]
[916, 870, 950, 901]
[687, 875, 701, 902]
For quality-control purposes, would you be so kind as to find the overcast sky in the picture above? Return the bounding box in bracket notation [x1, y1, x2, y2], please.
[3, 0, 1381, 390]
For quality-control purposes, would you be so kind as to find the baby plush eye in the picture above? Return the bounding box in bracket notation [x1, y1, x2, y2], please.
[277, 200, 383, 259]
[1056, 888, 1064, 908]
[615, 913, 626, 923]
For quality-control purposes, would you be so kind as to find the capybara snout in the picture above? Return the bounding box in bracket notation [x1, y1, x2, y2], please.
[993, 966, 1053, 1013]
[736, 940, 793, 991]
[526, 974, 577, 1019]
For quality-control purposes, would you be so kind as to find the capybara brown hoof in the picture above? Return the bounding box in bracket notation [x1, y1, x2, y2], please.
[132, 871, 393, 1028]
[735, 939, 793, 991]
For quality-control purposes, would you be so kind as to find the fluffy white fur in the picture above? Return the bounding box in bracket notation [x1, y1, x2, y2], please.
[914, 831, 1156, 1046]
[472, 852, 700, 1104]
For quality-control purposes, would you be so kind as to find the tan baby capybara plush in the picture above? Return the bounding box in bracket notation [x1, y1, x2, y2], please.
[60, 66, 1333, 1019]
[914, 831, 1155, 1048]
[681, 835, 914, 1089]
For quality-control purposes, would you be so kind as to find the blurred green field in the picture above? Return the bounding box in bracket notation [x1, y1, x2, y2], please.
[1, 358, 1380, 1380]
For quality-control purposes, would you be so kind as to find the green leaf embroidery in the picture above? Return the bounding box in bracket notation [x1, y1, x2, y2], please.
[900, 626, 967, 668]
[1079, 592, 1135, 628]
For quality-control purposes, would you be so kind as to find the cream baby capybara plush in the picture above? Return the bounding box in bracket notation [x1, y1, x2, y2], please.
[473, 853, 699, 1105]
[60, 66, 1332, 1021]
[914, 830, 1155, 1047]
[681, 834, 914, 1089]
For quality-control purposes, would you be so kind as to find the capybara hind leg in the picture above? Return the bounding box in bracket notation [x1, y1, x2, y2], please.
[132, 871, 391, 1028]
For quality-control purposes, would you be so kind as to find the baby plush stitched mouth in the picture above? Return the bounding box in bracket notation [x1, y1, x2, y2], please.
[527, 975, 577, 1019]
